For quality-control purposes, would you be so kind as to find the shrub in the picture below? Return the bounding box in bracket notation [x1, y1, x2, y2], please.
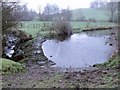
[88, 18, 96, 22]
[40, 19, 73, 41]
[77, 16, 86, 21]
[53, 19, 73, 36]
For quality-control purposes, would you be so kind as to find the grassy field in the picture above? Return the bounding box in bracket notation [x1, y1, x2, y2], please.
[71, 8, 110, 21]
[18, 21, 116, 37]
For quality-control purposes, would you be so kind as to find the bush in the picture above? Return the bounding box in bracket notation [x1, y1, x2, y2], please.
[88, 18, 96, 22]
[0, 58, 24, 75]
[77, 16, 86, 21]
[40, 20, 73, 41]
[53, 19, 73, 36]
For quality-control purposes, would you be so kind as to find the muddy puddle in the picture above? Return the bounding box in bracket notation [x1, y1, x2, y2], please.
[42, 30, 117, 68]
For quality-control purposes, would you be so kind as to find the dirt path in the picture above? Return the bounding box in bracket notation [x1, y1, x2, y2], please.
[2, 64, 118, 88]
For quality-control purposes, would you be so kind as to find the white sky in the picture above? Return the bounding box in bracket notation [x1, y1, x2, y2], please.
[20, 0, 93, 13]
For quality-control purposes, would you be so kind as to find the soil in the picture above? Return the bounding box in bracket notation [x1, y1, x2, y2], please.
[2, 63, 118, 88]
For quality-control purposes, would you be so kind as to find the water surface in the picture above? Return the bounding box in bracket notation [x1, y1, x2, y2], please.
[42, 30, 117, 68]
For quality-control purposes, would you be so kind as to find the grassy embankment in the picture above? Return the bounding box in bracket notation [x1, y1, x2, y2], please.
[0, 58, 24, 75]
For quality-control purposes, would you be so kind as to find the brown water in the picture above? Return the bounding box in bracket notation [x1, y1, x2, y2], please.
[42, 30, 117, 68]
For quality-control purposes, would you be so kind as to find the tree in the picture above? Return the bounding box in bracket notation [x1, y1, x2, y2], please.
[42, 4, 60, 21]
[42, 3, 52, 20]
[14, 4, 38, 21]
[107, 2, 118, 22]
[90, 0, 108, 9]
[38, 5, 42, 20]
[118, 1, 120, 24]
[2, 2, 21, 34]
[60, 7, 72, 21]
[51, 4, 59, 14]
[90, 2, 99, 8]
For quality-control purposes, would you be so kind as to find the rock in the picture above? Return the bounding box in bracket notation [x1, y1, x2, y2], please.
[58, 80, 62, 83]
[93, 64, 97, 67]
[12, 49, 24, 61]
[37, 61, 46, 66]
[46, 60, 56, 66]
[102, 71, 108, 74]
[111, 33, 115, 35]
[109, 44, 113, 46]
[2, 29, 33, 61]
[8, 83, 11, 86]
[65, 76, 70, 79]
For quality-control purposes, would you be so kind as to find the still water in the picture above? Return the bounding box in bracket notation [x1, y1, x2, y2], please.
[42, 30, 117, 68]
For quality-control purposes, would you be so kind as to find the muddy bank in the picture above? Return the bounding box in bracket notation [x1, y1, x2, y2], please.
[19, 36, 56, 67]
[2, 63, 118, 88]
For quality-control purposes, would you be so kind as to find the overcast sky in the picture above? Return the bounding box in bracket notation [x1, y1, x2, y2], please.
[21, 0, 93, 12]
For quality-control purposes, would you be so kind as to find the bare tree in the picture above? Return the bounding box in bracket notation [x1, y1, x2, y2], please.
[90, 2, 99, 8]
[42, 4, 60, 21]
[51, 4, 59, 14]
[107, 2, 118, 22]
[2, 2, 21, 34]
[60, 7, 72, 21]
[90, 0, 108, 9]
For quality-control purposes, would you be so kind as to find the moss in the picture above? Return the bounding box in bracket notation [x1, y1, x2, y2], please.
[103, 55, 119, 68]
[0, 58, 24, 75]
[98, 76, 118, 88]
[95, 55, 119, 68]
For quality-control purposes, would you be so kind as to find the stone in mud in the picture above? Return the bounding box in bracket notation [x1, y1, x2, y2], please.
[46, 60, 56, 66]
[64, 76, 71, 79]
[37, 60, 56, 66]
[12, 49, 24, 61]
[102, 71, 108, 74]
[111, 33, 115, 35]
[37, 61, 46, 66]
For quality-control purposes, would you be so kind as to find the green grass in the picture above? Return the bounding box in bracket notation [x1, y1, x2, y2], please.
[103, 56, 119, 68]
[96, 55, 119, 68]
[18, 21, 116, 37]
[0, 58, 24, 75]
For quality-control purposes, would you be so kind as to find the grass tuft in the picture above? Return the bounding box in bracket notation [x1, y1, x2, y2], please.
[0, 58, 24, 75]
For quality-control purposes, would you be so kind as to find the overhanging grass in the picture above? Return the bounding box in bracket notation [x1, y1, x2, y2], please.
[0, 58, 24, 75]
[103, 55, 119, 68]
[95, 55, 119, 68]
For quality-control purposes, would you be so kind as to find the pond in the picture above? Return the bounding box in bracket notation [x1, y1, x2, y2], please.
[42, 30, 117, 68]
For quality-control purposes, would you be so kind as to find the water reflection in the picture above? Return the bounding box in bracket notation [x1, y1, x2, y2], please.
[42, 31, 117, 68]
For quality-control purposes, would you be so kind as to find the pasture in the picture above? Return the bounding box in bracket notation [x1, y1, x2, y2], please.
[71, 8, 111, 21]
[18, 21, 116, 37]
